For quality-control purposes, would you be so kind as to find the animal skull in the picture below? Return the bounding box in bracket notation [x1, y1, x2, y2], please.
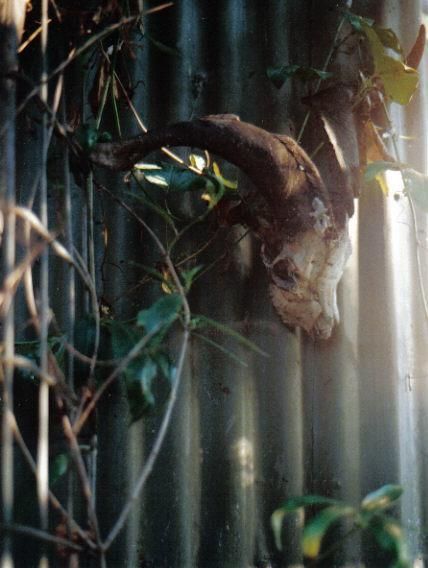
[90, 115, 354, 339]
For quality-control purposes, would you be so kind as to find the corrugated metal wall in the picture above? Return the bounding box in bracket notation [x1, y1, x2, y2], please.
[126, 1, 428, 566]
[8, 0, 428, 566]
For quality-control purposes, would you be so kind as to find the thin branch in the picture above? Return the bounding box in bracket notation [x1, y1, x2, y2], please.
[297, 14, 346, 143]
[10, 413, 97, 550]
[11, 4, 174, 128]
[60, 413, 103, 550]
[1, 523, 84, 553]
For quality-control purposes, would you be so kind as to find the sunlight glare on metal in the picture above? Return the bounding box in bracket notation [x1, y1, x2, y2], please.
[233, 437, 255, 488]
[385, 169, 405, 195]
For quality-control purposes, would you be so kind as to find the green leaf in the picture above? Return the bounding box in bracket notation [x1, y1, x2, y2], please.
[189, 153, 207, 171]
[49, 453, 70, 486]
[135, 357, 158, 407]
[181, 265, 204, 292]
[155, 352, 176, 384]
[267, 64, 333, 89]
[271, 508, 288, 551]
[137, 294, 182, 333]
[212, 162, 238, 190]
[361, 484, 403, 512]
[362, 23, 418, 105]
[191, 314, 268, 357]
[373, 25, 403, 55]
[342, 11, 374, 32]
[126, 356, 158, 422]
[135, 162, 209, 193]
[76, 123, 105, 152]
[368, 515, 410, 567]
[303, 505, 356, 559]
[364, 161, 402, 195]
[271, 495, 343, 551]
[402, 168, 428, 212]
[364, 161, 400, 182]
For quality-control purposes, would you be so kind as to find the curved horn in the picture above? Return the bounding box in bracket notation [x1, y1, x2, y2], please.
[90, 115, 334, 238]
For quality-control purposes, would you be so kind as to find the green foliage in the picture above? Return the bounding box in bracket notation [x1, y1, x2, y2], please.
[302, 505, 355, 558]
[344, 10, 418, 105]
[364, 161, 401, 183]
[134, 160, 237, 205]
[137, 293, 182, 333]
[49, 453, 70, 486]
[271, 484, 409, 566]
[134, 162, 209, 193]
[267, 64, 333, 89]
[76, 122, 112, 152]
[14, 336, 66, 382]
[361, 484, 404, 513]
[105, 315, 177, 424]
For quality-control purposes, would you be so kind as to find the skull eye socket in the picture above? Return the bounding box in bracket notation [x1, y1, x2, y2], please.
[271, 258, 299, 290]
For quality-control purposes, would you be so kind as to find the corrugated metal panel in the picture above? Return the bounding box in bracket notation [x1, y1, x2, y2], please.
[7, 0, 428, 566]
[131, 1, 428, 566]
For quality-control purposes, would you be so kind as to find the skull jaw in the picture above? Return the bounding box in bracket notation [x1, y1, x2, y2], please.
[267, 224, 352, 339]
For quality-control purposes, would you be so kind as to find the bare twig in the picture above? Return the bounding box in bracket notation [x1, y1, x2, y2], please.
[297, 14, 346, 143]
[1, 523, 84, 553]
[60, 414, 103, 550]
[11, 4, 174, 128]
[10, 413, 97, 550]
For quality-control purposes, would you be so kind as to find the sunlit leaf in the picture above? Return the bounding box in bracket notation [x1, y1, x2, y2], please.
[303, 505, 356, 558]
[189, 153, 207, 171]
[212, 161, 238, 190]
[362, 23, 419, 105]
[364, 161, 403, 196]
[373, 25, 403, 55]
[361, 484, 403, 512]
[271, 495, 342, 551]
[136, 162, 209, 193]
[144, 173, 170, 187]
[201, 177, 225, 209]
[267, 64, 333, 89]
[271, 508, 287, 551]
[134, 162, 163, 170]
[137, 294, 182, 333]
